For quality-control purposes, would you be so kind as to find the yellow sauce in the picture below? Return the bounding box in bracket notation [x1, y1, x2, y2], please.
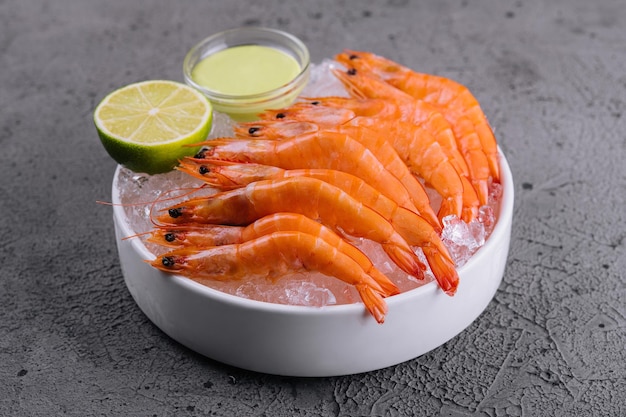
[191, 45, 301, 96]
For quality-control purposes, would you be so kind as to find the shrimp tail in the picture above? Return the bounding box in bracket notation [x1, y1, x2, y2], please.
[475, 122, 500, 182]
[383, 244, 426, 280]
[423, 247, 459, 295]
[370, 270, 401, 297]
[356, 284, 388, 324]
[461, 206, 478, 225]
[472, 178, 490, 206]
[460, 175, 479, 223]
[438, 196, 463, 222]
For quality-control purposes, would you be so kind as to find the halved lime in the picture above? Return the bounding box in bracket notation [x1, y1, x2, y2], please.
[94, 80, 212, 174]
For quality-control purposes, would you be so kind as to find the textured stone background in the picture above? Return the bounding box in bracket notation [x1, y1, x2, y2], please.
[1, 0, 625, 416]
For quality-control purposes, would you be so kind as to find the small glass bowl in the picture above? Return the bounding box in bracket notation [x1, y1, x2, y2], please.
[183, 27, 310, 122]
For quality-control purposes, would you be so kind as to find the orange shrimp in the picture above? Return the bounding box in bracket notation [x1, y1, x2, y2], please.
[178, 159, 442, 235]
[175, 162, 459, 294]
[150, 231, 391, 323]
[156, 176, 426, 280]
[258, 105, 356, 125]
[233, 118, 470, 223]
[150, 213, 400, 299]
[235, 119, 320, 139]
[343, 119, 479, 222]
[328, 124, 441, 223]
[190, 132, 422, 215]
[240, 114, 469, 190]
[148, 224, 243, 247]
[235, 121, 440, 227]
[453, 118, 492, 205]
[293, 98, 470, 177]
[331, 66, 492, 205]
[335, 50, 500, 182]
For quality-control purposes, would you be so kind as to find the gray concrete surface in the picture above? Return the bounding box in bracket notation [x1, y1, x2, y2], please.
[1, 0, 625, 415]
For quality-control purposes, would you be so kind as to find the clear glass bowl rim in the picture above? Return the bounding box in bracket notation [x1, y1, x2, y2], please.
[183, 27, 311, 103]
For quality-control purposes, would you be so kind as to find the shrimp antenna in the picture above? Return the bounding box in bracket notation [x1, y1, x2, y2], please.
[121, 229, 154, 241]
[175, 160, 242, 189]
[146, 184, 209, 228]
[331, 68, 367, 100]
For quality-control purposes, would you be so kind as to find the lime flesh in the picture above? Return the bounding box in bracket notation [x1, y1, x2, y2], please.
[94, 80, 212, 174]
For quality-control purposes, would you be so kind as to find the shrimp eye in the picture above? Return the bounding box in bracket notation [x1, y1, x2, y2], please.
[168, 208, 183, 218]
[164, 233, 176, 242]
[349, 54, 358, 60]
[347, 68, 357, 76]
[276, 113, 286, 119]
[194, 149, 207, 159]
[248, 127, 260, 135]
[199, 165, 210, 175]
[311, 101, 320, 105]
[161, 256, 176, 267]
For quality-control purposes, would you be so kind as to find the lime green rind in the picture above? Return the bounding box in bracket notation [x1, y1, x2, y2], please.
[96, 114, 211, 174]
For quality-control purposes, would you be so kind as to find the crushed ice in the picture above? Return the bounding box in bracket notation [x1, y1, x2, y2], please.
[441, 183, 500, 266]
[236, 280, 338, 307]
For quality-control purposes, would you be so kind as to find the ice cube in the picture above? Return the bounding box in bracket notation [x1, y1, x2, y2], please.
[233, 275, 338, 307]
[281, 281, 337, 307]
[208, 111, 235, 138]
[468, 218, 486, 248]
[489, 182, 503, 206]
[301, 59, 349, 98]
[442, 215, 477, 266]
[477, 204, 496, 237]
[116, 167, 207, 232]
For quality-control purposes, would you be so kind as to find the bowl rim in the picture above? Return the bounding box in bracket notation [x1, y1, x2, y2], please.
[112, 148, 513, 317]
[182, 27, 311, 103]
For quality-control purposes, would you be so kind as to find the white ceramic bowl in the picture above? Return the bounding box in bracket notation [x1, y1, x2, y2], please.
[112, 150, 513, 377]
